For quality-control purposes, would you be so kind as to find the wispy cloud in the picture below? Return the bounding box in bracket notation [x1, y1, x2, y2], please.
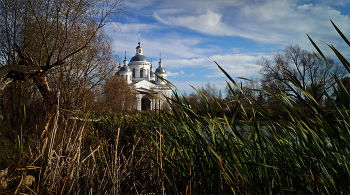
[167, 71, 179, 77]
[167, 70, 195, 78]
[104, 0, 349, 94]
[153, 10, 234, 36]
[153, 1, 350, 49]
[105, 22, 216, 57]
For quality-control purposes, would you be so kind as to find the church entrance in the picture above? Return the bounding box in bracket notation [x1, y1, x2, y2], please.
[141, 98, 151, 110]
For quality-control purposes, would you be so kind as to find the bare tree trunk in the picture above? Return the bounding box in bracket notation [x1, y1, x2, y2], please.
[0, 45, 60, 136]
[14, 44, 59, 116]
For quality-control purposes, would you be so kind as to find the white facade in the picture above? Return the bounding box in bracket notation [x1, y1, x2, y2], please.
[116, 42, 172, 111]
[118, 58, 133, 84]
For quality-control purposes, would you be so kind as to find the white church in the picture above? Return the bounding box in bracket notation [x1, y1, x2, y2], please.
[116, 41, 172, 111]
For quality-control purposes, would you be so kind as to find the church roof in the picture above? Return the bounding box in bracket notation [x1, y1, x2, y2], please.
[155, 67, 166, 73]
[119, 65, 131, 72]
[133, 79, 156, 88]
[135, 87, 158, 94]
[130, 54, 149, 62]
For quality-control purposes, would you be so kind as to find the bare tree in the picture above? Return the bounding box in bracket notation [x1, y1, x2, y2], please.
[0, 0, 125, 94]
[187, 83, 224, 112]
[102, 75, 136, 111]
[258, 44, 345, 106]
[0, 0, 126, 136]
[47, 29, 117, 111]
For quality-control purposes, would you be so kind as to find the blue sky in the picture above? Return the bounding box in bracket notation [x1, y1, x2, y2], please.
[104, 0, 350, 94]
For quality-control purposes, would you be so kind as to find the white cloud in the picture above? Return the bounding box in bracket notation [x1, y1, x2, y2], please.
[110, 23, 159, 34]
[167, 70, 194, 78]
[103, 0, 349, 94]
[152, 1, 350, 49]
[167, 71, 179, 77]
[163, 53, 263, 82]
[167, 53, 260, 67]
[108, 0, 349, 64]
[154, 10, 237, 37]
[105, 21, 221, 60]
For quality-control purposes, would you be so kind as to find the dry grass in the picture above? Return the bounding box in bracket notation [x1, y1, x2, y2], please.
[1, 109, 164, 194]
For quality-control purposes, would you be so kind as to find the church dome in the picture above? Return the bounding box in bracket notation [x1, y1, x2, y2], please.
[120, 65, 131, 72]
[155, 67, 166, 73]
[130, 54, 149, 62]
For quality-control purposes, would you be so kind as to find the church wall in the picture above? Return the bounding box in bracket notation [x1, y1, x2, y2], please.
[134, 88, 172, 111]
[130, 62, 151, 82]
[156, 89, 172, 110]
[123, 42, 172, 111]
[119, 72, 132, 84]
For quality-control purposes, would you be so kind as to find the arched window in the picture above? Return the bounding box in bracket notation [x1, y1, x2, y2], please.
[140, 68, 143, 77]
[126, 75, 128, 81]
[132, 68, 135, 78]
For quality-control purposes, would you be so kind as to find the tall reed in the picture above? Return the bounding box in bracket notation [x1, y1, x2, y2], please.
[148, 20, 350, 194]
